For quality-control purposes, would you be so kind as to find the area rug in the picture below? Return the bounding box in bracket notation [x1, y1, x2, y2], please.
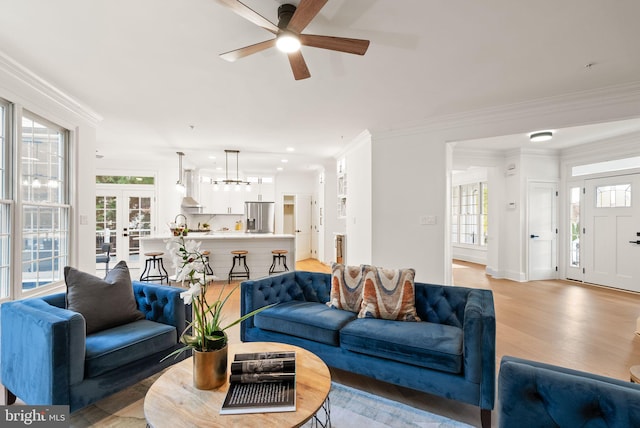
[70, 374, 473, 428]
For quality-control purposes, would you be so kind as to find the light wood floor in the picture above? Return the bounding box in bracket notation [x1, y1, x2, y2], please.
[211, 259, 640, 427]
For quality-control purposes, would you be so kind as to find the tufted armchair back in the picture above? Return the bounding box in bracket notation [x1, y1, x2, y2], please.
[499, 356, 640, 427]
[41, 281, 189, 333]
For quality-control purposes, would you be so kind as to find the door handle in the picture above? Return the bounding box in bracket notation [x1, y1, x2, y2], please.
[629, 240, 640, 245]
[123, 233, 128, 237]
[530, 234, 539, 238]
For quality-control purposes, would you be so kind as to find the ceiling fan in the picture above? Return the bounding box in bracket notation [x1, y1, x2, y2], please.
[215, 0, 370, 80]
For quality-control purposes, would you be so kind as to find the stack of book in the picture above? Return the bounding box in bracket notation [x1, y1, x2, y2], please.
[220, 351, 297, 415]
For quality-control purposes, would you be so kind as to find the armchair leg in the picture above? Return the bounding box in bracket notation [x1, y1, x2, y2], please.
[3, 387, 16, 405]
[481, 408, 491, 428]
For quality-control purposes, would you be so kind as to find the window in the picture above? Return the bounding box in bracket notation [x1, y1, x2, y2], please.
[569, 187, 580, 267]
[20, 113, 69, 291]
[0, 98, 10, 299]
[595, 184, 631, 208]
[452, 182, 488, 246]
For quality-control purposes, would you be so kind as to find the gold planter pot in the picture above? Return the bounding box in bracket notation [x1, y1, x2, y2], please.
[193, 346, 228, 390]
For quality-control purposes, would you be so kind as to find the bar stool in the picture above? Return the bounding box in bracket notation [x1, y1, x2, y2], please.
[269, 249, 289, 275]
[202, 250, 214, 276]
[228, 250, 250, 283]
[139, 252, 169, 284]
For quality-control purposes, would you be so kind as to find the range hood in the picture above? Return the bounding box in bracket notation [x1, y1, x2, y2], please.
[181, 169, 203, 212]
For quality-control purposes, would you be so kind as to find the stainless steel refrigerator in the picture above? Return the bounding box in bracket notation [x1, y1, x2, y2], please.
[245, 201, 275, 233]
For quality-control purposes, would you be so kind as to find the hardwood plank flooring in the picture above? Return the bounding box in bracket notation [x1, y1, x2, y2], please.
[212, 259, 640, 427]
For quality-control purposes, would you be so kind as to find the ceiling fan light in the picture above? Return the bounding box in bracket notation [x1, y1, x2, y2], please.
[276, 32, 301, 53]
[530, 131, 553, 142]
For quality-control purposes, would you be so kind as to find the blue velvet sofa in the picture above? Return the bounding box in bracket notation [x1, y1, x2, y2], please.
[499, 356, 640, 427]
[241, 270, 496, 427]
[1, 281, 189, 412]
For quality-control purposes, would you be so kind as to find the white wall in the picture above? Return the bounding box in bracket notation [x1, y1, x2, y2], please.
[372, 132, 447, 284]
[343, 132, 372, 266]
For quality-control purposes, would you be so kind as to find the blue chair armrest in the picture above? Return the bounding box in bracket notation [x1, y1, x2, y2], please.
[463, 289, 496, 410]
[1, 298, 85, 405]
[132, 281, 188, 333]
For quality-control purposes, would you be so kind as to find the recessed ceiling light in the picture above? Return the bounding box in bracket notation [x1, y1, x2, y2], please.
[281, 159, 288, 163]
[529, 131, 553, 142]
[277, 167, 283, 171]
[208, 155, 216, 160]
[286, 147, 295, 152]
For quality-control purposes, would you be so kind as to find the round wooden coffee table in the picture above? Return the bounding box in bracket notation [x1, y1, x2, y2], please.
[144, 342, 331, 427]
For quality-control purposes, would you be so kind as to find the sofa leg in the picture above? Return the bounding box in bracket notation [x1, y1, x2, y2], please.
[480, 408, 491, 428]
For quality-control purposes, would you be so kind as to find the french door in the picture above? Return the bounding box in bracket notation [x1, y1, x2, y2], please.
[96, 187, 155, 272]
[583, 174, 640, 291]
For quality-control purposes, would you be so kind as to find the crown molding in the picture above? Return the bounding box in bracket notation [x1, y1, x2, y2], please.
[0, 51, 102, 126]
[374, 81, 640, 141]
[560, 131, 640, 165]
[334, 129, 372, 160]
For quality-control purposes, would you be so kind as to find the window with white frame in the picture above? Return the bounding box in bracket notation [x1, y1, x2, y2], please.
[20, 112, 70, 292]
[452, 182, 488, 246]
[0, 98, 11, 299]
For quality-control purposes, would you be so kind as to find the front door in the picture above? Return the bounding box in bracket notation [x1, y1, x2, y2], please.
[96, 187, 155, 272]
[528, 181, 558, 280]
[583, 174, 640, 291]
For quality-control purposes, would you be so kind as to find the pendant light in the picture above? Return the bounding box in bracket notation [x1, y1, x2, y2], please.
[212, 150, 250, 191]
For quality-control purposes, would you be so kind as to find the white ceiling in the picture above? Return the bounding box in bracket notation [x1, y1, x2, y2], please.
[1, 0, 640, 173]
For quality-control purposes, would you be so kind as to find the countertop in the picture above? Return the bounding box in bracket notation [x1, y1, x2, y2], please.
[139, 233, 295, 240]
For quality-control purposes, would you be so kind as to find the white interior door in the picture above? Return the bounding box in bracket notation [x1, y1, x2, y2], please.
[294, 194, 312, 261]
[528, 181, 558, 280]
[96, 187, 155, 272]
[583, 174, 640, 291]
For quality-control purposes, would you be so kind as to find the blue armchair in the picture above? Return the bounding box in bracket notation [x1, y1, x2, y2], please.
[1, 281, 190, 412]
[498, 356, 640, 427]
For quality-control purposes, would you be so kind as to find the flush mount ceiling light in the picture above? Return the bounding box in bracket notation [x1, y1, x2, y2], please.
[176, 151, 186, 193]
[530, 131, 553, 142]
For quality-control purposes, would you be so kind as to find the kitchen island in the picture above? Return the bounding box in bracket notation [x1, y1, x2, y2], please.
[139, 233, 295, 282]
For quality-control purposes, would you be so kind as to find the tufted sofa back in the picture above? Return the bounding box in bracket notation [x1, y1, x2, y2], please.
[414, 282, 471, 327]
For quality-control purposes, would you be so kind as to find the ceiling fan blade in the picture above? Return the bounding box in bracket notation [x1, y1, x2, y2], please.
[219, 39, 276, 62]
[287, 0, 328, 34]
[300, 34, 370, 55]
[287, 51, 311, 80]
[214, 0, 279, 34]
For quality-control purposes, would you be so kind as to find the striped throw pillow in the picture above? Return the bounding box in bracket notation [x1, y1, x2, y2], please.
[358, 265, 421, 322]
[327, 263, 366, 313]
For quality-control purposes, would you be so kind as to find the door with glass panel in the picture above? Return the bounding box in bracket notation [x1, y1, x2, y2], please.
[96, 188, 155, 273]
[583, 174, 640, 291]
